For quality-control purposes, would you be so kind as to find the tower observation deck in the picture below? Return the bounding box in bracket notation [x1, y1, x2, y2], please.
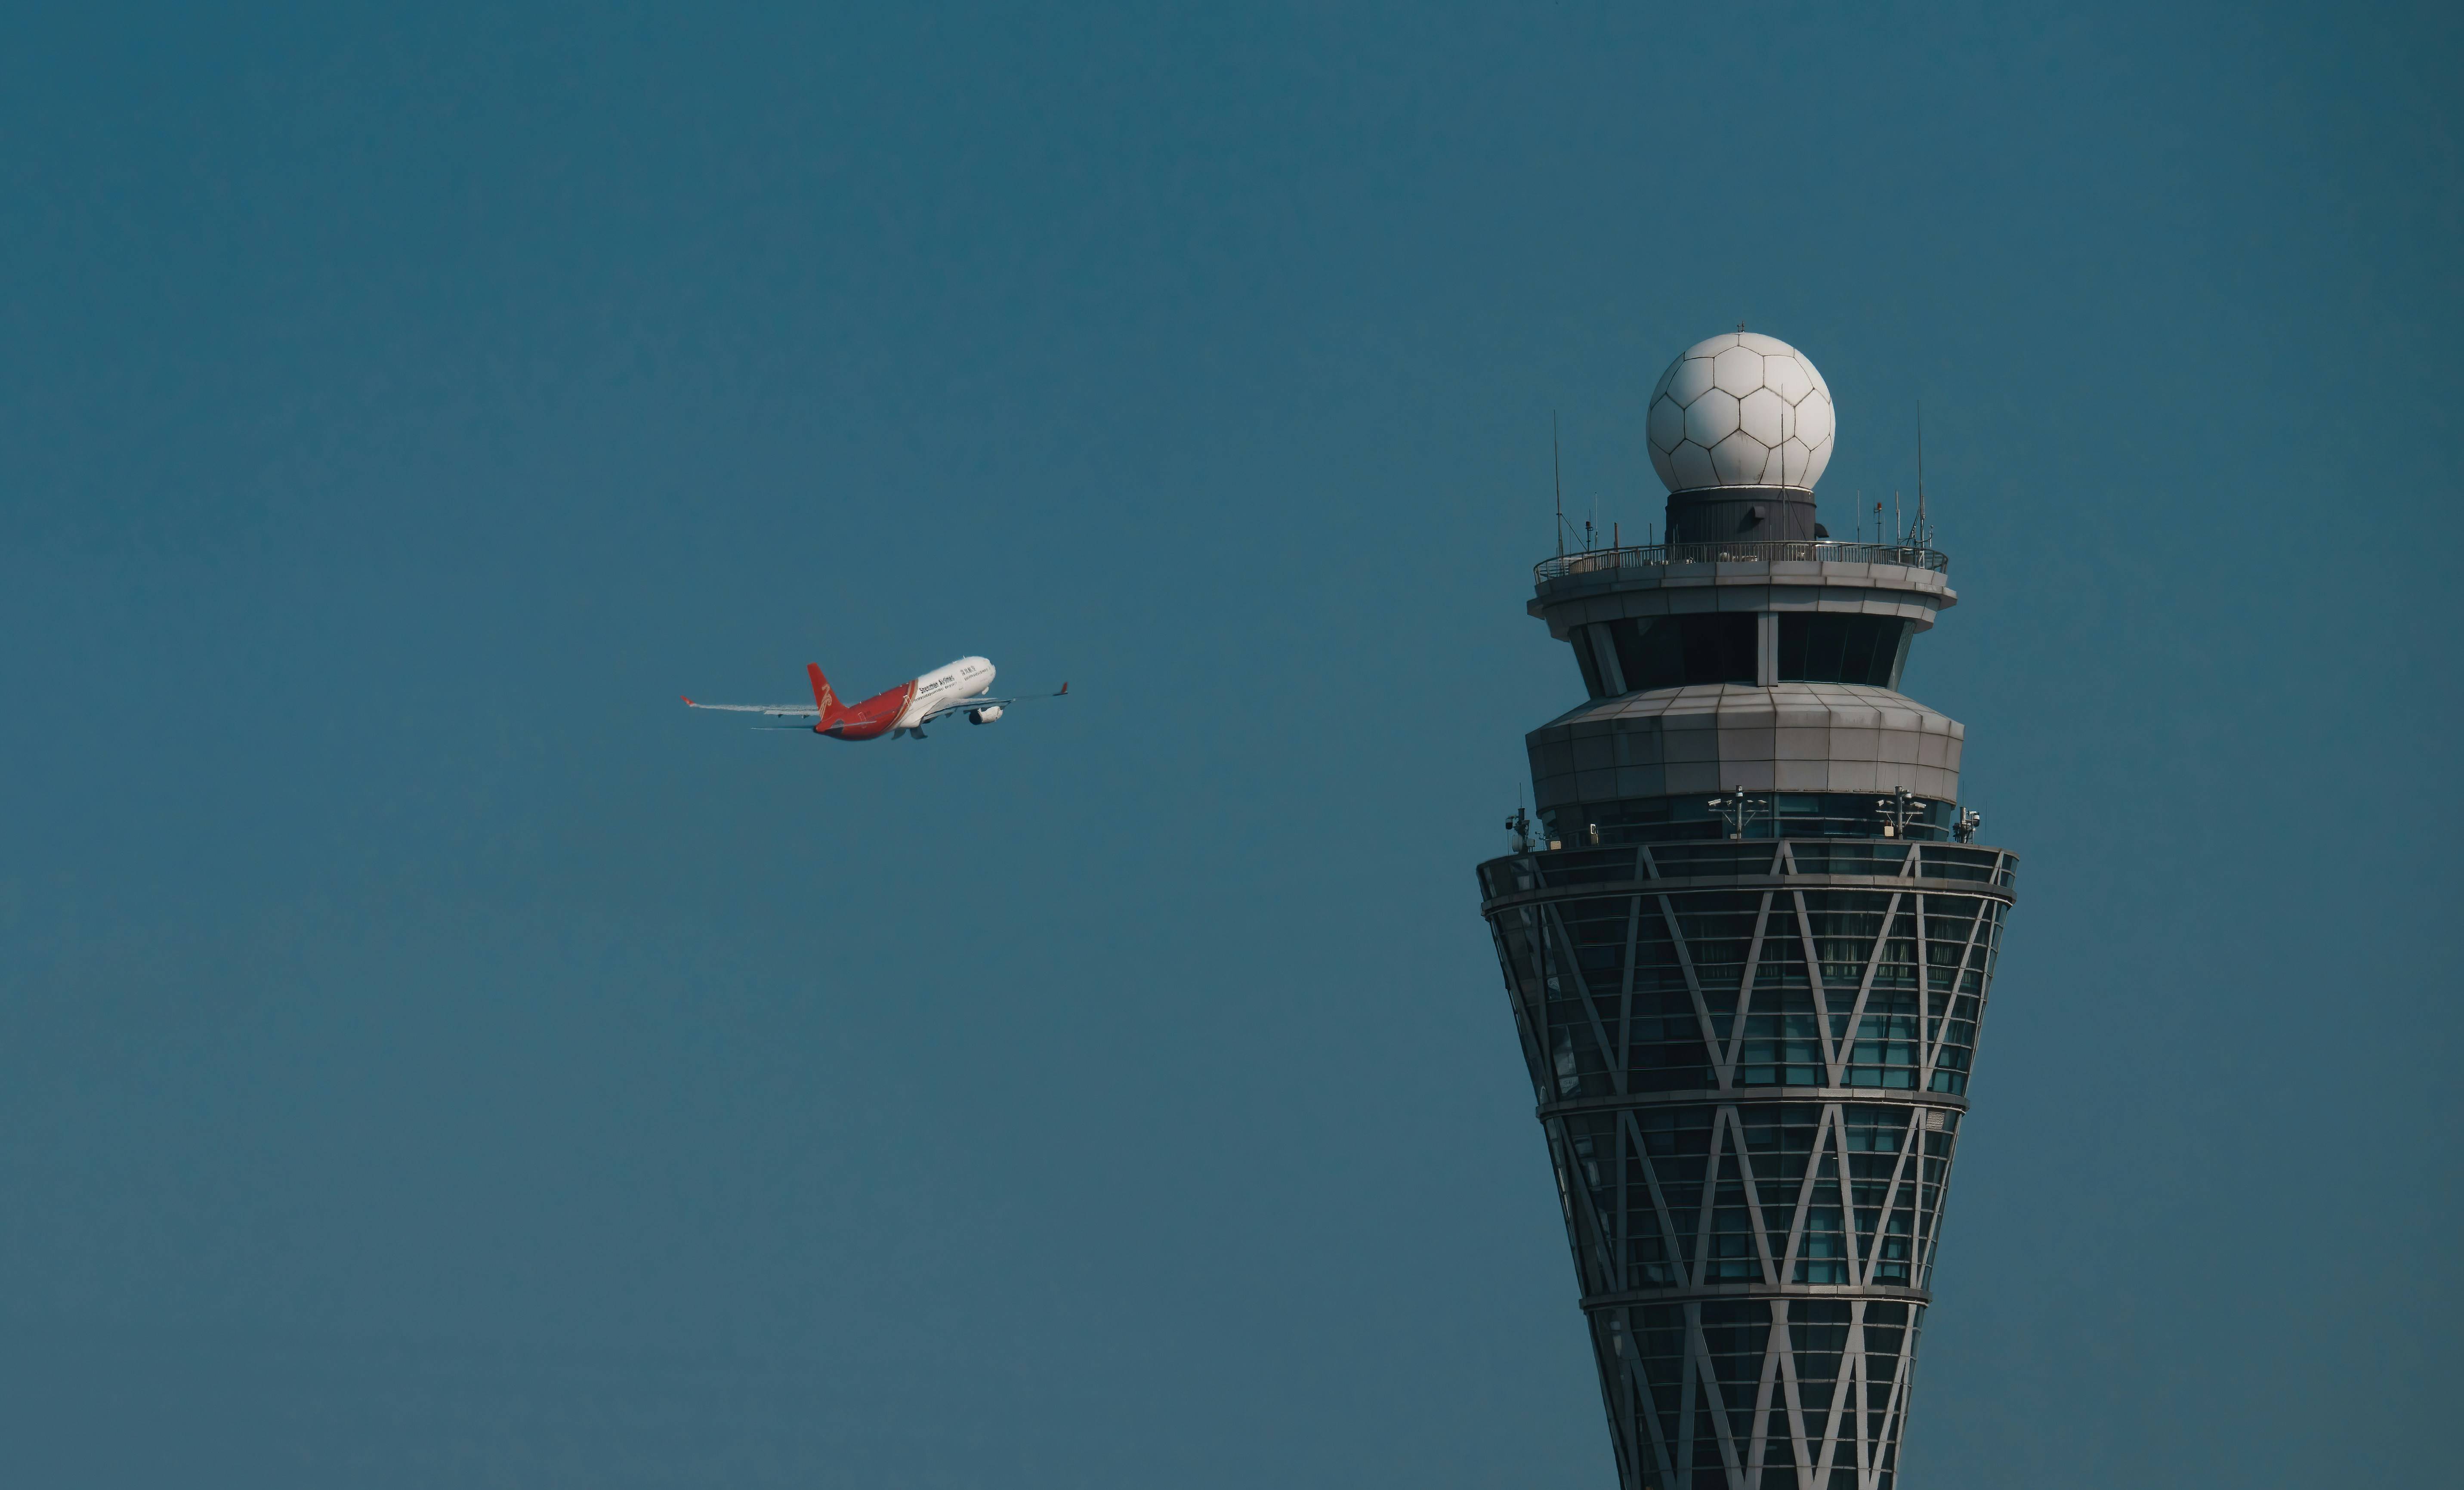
[1478, 334, 2015, 1490]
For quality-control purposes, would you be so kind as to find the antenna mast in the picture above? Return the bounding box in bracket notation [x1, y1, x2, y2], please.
[1915, 401, 1930, 546]
[1553, 413, 1564, 559]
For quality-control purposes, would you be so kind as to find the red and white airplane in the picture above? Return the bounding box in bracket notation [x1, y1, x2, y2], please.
[682, 656, 1067, 741]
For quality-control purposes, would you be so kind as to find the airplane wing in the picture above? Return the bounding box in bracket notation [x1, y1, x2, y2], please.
[680, 697, 823, 717]
[913, 681, 1071, 726]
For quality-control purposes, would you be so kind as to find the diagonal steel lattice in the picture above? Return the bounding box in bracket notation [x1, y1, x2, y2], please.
[1479, 840, 2016, 1490]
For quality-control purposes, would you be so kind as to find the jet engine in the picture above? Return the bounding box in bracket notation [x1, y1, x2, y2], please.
[967, 705, 1004, 725]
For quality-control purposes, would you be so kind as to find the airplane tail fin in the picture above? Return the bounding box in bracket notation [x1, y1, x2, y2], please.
[807, 663, 840, 720]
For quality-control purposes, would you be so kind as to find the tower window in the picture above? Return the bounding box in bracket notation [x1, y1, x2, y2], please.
[1572, 626, 1608, 698]
[1605, 613, 1757, 691]
[1778, 614, 1910, 687]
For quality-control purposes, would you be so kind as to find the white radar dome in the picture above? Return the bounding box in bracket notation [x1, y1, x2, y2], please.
[1646, 331, 1835, 493]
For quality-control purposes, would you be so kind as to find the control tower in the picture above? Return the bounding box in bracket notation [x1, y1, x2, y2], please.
[1477, 333, 2016, 1490]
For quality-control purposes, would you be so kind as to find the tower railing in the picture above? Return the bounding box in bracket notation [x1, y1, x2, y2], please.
[1476, 838, 2017, 896]
[1535, 538, 1949, 581]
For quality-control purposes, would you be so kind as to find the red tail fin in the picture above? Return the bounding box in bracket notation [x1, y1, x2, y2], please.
[807, 663, 840, 720]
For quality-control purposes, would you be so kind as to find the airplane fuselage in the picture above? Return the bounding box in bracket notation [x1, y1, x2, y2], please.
[683, 654, 1056, 740]
[822, 656, 997, 740]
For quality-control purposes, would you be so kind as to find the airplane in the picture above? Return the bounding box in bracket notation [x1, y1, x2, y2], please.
[682, 656, 1068, 741]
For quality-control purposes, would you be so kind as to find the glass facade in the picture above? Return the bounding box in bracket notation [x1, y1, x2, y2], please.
[1573, 614, 1914, 698]
[1485, 875, 2008, 1101]
[1777, 615, 1910, 687]
[1591, 1295, 1925, 1490]
[1587, 614, 1760, 693]
[1551, 1102, 1959, 1289]
[1478, 843, 2013, 1490]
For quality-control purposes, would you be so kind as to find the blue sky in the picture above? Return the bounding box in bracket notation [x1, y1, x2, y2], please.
[0, 3, 2455, 1485]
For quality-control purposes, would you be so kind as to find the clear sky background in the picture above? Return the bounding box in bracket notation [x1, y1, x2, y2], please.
[0, 3, 2455, 1486]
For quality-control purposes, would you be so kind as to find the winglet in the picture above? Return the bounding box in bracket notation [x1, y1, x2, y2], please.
[681, 696, 695, 706]
[1056, 681, 1069, 696]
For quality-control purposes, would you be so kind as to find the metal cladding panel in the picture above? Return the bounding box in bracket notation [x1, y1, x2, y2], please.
[1664, 727, 1721, 765]
[1664, 761, 1723, 794]
[1618, 767, 1670, 797]
[1526, 684, 1964, 818]
[1772, 759, 1831, 791]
